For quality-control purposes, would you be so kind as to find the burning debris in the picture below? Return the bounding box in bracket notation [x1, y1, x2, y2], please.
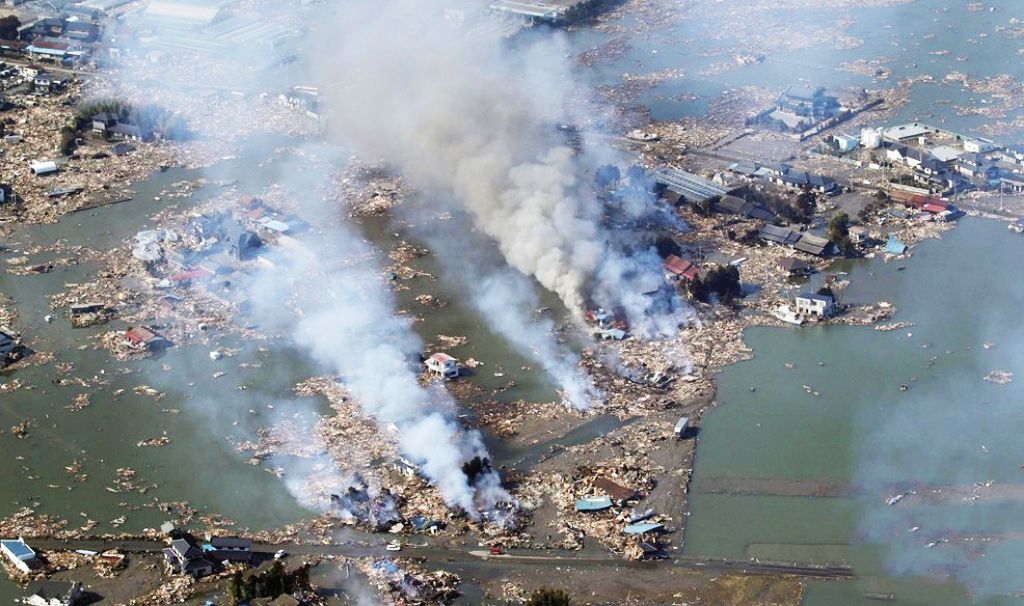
[361, 558, 460, 604]
[328, 477, 402, 531]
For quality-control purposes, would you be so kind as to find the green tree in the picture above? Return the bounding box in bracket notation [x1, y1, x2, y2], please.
[795, 190, 817, 223]
[526, 587, 572, 606]
[243, 575, 257, 601]
[292, 564, 310, 590]
[227, 570, 243, 605]
[828, 212, 854, 256]
[687, 264, 743, 304]
[58, 126, 77, 156]
[266, 561, 285, 597]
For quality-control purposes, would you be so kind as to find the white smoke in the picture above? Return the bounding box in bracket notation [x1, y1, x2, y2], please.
[98, 2, 508, 513]
[244, 171, 508, 513]
[313, 0, 690, 337]
[474, 270, 599, 408]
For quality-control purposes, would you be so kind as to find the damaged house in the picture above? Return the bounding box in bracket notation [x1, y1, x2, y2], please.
[22, 580, 84, 606]
[662, 254, 698, 282]
[426, 353, 459, 379]
[124, 326, 170, 351]
[204, 536, 253, 563]
[329, 478, 401, 530]
[163, 537, 215, 578]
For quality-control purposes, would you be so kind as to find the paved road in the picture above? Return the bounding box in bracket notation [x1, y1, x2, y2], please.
[28, 537, 854, 580]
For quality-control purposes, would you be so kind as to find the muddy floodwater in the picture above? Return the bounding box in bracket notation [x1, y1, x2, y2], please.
[0, 149, 568, 602]
[686, 218, 1024, 605]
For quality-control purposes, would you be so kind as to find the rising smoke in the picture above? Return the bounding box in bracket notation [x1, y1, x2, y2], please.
[312, 0, 692, 338]
[101, 10, 509, 512]
[241, 148, 508, 513]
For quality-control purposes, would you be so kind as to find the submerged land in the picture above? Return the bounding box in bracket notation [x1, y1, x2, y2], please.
[3, 0, 1024, 605]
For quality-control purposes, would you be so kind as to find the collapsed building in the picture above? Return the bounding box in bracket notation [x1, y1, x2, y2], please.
[328, 476, 402, 531]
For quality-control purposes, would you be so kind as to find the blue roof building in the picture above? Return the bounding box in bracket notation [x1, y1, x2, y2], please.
[885, 236, 908, 255]
[1, 538, 38, 572]
[623, 522, 665, 535]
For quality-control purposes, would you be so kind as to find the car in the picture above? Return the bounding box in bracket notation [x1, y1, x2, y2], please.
[273, 549, 287, 560]
[385, 541, 402, 552]
[489, 546, 503, 556]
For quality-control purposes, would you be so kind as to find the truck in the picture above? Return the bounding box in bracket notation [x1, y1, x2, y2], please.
[673, 416, 690, 440]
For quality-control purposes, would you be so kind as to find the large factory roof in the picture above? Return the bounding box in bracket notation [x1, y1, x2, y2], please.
[143, 0, 238, 25]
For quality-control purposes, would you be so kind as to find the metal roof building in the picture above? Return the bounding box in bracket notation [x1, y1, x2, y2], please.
[143, 0, 237, 25]
[651, 167, 730, 203]
[759, 224, 802, 246]
[489, 0, 593, 21]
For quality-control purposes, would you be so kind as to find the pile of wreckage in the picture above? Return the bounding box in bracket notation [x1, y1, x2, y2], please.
[360, 558, 460, 605]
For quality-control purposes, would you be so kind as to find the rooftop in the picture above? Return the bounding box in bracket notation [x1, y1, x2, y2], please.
[797, 292, 833, 303]
[489, 0, 590, 20]
[651, 167, 730, 202]
[1, 539, 36, 560]
[883, 123, 934, 141]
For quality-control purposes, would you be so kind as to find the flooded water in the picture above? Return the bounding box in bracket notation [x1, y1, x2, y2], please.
[567, 0, 1024, 139]
[685, 218, 1024, 605]
[0, 143, 571, 601]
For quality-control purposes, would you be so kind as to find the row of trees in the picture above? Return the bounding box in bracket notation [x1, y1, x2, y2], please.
[0, 15, 20, 40]
[687, 264, 743, 304]
[226, 562, 311, 605]
[56, 98, 190, 156]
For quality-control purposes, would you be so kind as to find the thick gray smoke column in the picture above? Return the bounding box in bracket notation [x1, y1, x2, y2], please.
[314, 0, 689, 337]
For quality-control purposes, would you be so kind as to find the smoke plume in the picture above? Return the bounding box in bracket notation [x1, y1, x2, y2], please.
[313, 0, 690, 338]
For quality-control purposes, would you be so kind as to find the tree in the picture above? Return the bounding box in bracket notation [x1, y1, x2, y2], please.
[292, 564, 311, 591]
[243, 575, 257, 602]
[266, 561, 285, 597]
[688, 264, 743, 304]
[58, 126, 77, 156]
[461, 456, 492, 483]
[0, 15, 20, 40]
[828, 212, 854, 256]
[655, 236, 682, 259]
[696, 195, 718, 216]
[527, 587, 572, 606]
[227, 571, 243, 605]
[795, 190, 817, 223]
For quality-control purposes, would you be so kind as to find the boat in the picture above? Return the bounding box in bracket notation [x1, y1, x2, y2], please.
[1008, 222, 1024, 233]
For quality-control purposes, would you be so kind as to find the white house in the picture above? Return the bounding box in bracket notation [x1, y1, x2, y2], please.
[848, 225, 869, 245]
[1, 538, 38, 573]
[963, 138, 996, 154]
[426, 353, 458, 379]
[795, 292, 836, 319]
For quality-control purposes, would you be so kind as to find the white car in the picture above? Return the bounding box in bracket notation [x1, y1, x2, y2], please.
[385, 541, 402, 552]
[273, 550, 287, 560]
